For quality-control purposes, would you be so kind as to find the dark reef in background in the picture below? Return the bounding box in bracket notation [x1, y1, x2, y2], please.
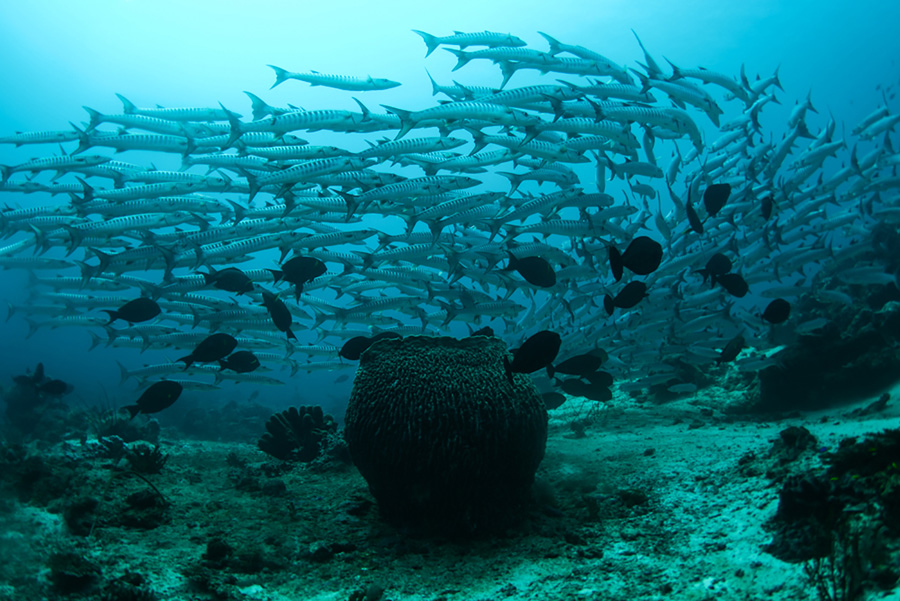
[756, 294, 900, 412]
[344, 335, 548, 536]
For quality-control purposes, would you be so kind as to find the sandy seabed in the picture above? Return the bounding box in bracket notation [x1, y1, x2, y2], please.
[2, 381, 899, 601]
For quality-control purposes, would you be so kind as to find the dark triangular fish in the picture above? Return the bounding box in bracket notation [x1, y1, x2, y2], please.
[218, 350, 261, 373]
[686, 200, 704, 234]
[716, 273, 749, 298]
[261, 290, 296, 340]
[762, 298, 791, 324]
[703, 183, 731, 217]
[503, 252, 556, 288]
[274, 255, 327, 299]
[203, 266, 254, 294]
[620, 236, 663, 276]
[123, 380, 183, 420]
[340, 336, 373, 361]
[604, 281, 648, 315]
[761, 195, 774, 220]
[717, 334, 745, 364]
[556, 378, 612, 402]
[609, 246, 624, 282]
[700, 253, 732, 282]
[547, 352, 605, 379]
[584, 371, 614, 388]
[542, 391, 567, 410]
[505, 330, 561, 383]
[178, 333, 237, 368]
[103, 297, 160, 325]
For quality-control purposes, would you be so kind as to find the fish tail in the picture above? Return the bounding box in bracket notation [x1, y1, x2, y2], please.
[603, 295, 614, 316]
[115, 93, 136, 114]
[443, 48, 471, 72]
[243, 91, 273, 121]
[82, 106, 103, 132]
[664, 57, 682, 80]
[546, 364, 555, 379]
[795, 119, 814, 140]
[412, 30, 440, 58]
[267, 64, 292, 89]
[222, 103, 244, 147]
[424, 69, 440, 95]
[380, 105, 413, 140]
[498, 61, 517, 89]
[537, 31, 562, 55]
[115, 360, 130, 385]
[69, 122, 91, 155]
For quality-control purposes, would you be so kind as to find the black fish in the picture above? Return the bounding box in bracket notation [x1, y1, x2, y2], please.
[218, 350, 261, 373]
[542, 391, 567, 410]
[604, 281, 648, 315]
[123, 380, 183, 420]
[717, 334, 745, 364]
[202, 266, 254, 294]
[470, 326, 494, 337]
[103, 297, 160, 325]
[503, 252, 556, 288]
[340, 336, 373, 361]
[761, 195, 774, 220]
[505, 330, 561, 383]
[686, 200, 704, 234]
[272, 256, 327, 299]
[556, 378, 612, 402]
[716, 273, 749, 298]
[698, 252, 732, 284]
[609, 246, 624, 282]
[584, 371, 614, 388]
[619, 236, 663, 276]
[547, 351, 605, 379]
[762, 298, 791, 324]
[39, 379, 71, 396]
[703, 183, 731, 218]
[178, 333, 238, 368]
[261, 290, 296, 340]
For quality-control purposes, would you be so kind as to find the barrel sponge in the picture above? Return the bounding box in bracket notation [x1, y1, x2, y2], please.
[343, 335, 548, 531]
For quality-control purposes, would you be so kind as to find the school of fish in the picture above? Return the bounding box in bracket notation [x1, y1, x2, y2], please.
[1, 28, 898, 402]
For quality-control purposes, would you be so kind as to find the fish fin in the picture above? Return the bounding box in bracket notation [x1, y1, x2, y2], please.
[267, 65, 292, 89]
[603, 295, 614, 316]
[504, 355, 514, 385]
[411, 30, 439, 58]
[123, 404, 140, 420]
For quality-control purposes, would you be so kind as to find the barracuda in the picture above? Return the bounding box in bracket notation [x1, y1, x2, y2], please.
[268, 65, 400, 92]
[413, 30, 526, 57]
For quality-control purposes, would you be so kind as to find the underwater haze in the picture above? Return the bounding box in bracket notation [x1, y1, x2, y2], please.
[6, 1, 900, 600]
[1, 0, 898, 415]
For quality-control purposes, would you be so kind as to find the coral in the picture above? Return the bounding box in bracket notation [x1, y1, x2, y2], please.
[343, 335, 548, 533]
[757, 299, 900, 411]
[88, 407, 160, 444]
[258, 405, 338, 462]
[125, 444, 168, 474]
[48, 551, 100, 595]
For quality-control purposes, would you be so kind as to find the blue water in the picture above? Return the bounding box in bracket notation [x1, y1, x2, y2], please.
[1, 0, 898, 419]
